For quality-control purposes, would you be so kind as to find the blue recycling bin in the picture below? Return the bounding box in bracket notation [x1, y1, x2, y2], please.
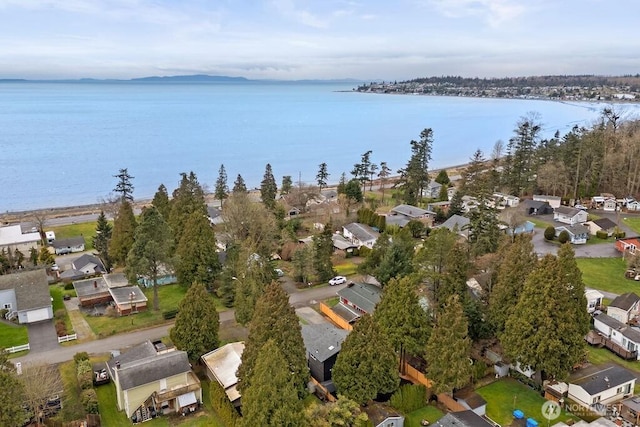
[527, 418, 539, 427]
[513, 410, 524, 419]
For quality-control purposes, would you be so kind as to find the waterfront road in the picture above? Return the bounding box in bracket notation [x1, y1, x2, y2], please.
[13, 280, 348, 366]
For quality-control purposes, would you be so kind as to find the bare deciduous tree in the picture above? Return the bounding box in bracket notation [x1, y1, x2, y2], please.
[19, 363, 63, 425]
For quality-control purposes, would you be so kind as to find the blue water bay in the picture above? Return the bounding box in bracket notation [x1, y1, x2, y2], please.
[0, 81, 637, 212]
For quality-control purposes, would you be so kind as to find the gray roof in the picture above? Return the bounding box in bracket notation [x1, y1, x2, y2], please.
[0, 269, 51, 312]
[594, 313, 640, 343]
[72, 254, 107, 274]
[555, 224, 590, 236]
[109, 344, 191, 390]
[555, 205, 582, 217]
[109, 285, 148, 305]
[59, 269, 85, 280]
[344, 223, 379, 243]
[332, 234, 357, 251]
[571, 364, 636, 395]
[593, 218, 617, 230]
[201, 342, 245, 390]
[337, 282, 382, 314]
[301, 323, 349, 362]
[50, 236, 85, 249]
[435, 411, 493, 427]
[391, 204, 434, 218]
[331, 302, 361, 323]
[523, 199, 551, 209]
[610, 292, 640, 311]
[438, 214, 470, 233]
[73, 277, 110, 298]
[385, 215, 410, 228]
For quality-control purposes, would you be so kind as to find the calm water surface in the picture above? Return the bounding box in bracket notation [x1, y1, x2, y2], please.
[1, 81, 637, 212]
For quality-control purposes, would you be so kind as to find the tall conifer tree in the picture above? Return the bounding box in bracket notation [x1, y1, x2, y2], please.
[175, 211, 220, 287]
[108, 200, 137, 266]
[260, 163, 278, 209]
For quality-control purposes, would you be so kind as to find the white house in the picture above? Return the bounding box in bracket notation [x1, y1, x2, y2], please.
[568, 365, 636, 409]
[534, 194, 562, 209]
[627, 201, 640, 212]
[0, 224, 41, 254]
[607, 292, 640, 324]
[603, 198, 617, 212]
[553, 206, 588, 225]
[201, 342, 245, 407]
[51, 236, 85, 255]
[554, 224, 589, 245]
[0, 269, 54, 323]
[342, 223, 380, 249]
[585, 289, 604, 313]
[593, 312, 640, 360]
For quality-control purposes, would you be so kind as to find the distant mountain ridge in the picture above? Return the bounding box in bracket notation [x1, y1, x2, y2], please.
[0, 75, 362, 84]
[131, 74, 249, 82]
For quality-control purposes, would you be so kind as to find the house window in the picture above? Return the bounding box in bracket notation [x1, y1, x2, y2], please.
[3, 303, 11, 310]
[592, 396, 601, 404]
[617, 387, 624, 394]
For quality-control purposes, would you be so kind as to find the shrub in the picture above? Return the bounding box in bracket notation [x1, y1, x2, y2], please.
[390, 384, 427, 413]
[104, 306, 118, 318]
[280, 241, 299, 261]
[54, 309, 66, 320]
[358, 246, 371, 257]
[615, 231, 626, 239]
[55, 320, 67, 337]
[596, 230, 609, 240]
[544, 226, 556, 241]
[558, 230, 570, 244]
[77, 359, 94, 390]
[80, 389, 99, 414]
[163, 309, 179, 320]
[0, 308, 7, 319]
[64, 282, 75, 290]
[74, 352, 90, 364]
[210, 380, 239, 425]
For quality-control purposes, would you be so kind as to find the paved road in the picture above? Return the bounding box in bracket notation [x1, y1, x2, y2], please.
[13, 281, 347, 366]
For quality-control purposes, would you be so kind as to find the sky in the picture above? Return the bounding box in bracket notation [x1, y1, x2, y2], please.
[1, 0, 639, 81]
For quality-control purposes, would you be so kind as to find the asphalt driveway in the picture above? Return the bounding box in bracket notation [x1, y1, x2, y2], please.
[27, 320, 59, 352]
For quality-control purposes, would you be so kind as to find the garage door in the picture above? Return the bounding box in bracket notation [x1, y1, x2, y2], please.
[26, 308, 51, 323]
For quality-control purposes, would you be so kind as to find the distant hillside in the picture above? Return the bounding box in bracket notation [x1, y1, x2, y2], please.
[131, 74, 249, 82]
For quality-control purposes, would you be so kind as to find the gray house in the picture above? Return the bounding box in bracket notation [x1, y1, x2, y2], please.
[342, 223, 380, 249]
[50, 236, 85, 255]
[435, 411, 493, 427]
[0, 269, 53, 323]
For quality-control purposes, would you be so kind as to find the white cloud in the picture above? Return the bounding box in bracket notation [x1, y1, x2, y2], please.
[428, 0, 528, 27]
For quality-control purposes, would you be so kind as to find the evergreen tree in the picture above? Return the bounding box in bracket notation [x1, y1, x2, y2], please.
[489, 234, 537, 334]
[317, 162, 330, 192]
[556, 243, 590, 337]
[337, 172, 347, 194]
[426, 294, 472, 394]
[38, 246, 54, 267]
[503, 115, 542, 196]
[260, 163, 278, 210]
[447, 191, 464, 218]
[305, 395, 369, 427]
[461, 149, 489, 197]
[292, 245, 314, 284]
[374, 229, 416, 286]
[352, 150, 373, 194]
[0, 351, 25, 427]
[169, 171, 207, 245]
[29, 247, 38, 266]
[414, 227, 457, 306]
[169, 283, 220, 362]
[240, 339, 306, 427]
[232, 174, 248, 194]
[467, 193, 502, 257]
[113, 168, 135, 202]
[233, 256, 274, 326]
[437, 243, 470, 311]
[152, 184, 171, 220]
[214, 164, 229, 205]
[397, 128, 433, 205]
[281, 175, 293, 195]
[333, 314, 399, 404]
[313, 223, 335, 282]
[378, 161, 392, 201]
[435, 169, 450, 186]
[93, 211, 112, 270]
[501, 254, 589, 380]
[175, 211, 220, 287]
[344, 179, 363, 203]
[238, 282, 309, 399]
[108, 200, 137, 267]
[126, 206, 173, 311]
[373, 276, 431, 357]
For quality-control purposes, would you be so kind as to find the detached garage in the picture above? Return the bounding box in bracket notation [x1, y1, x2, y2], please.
[0, 269, 53, 324]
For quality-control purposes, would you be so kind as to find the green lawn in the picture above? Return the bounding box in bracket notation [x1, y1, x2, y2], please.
[476, 378, 577, 426]
[55, 360, 86, 422]
[334, 260, 358, 276]
[405, 405, 444, 427]
[623, 216, 640, 234]
[529, 218, 553, 229]
[576, 257, 639, 295]
[0, 321, 28, 350]
[50, 284, 74, 334]
[586, 347, 640, 374]
[49, 221, 101, 251]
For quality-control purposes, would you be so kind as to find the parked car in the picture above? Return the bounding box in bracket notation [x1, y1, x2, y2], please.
[50, 263, 59, 271]
[274, 268, 284, 277]
[329, 276, 347, 286]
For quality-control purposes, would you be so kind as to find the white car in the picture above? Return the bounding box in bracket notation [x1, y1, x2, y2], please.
[329, 276, 347, 286]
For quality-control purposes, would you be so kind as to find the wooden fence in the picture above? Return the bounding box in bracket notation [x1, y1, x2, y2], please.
[399, 358, 433, 388]
[7, 343, 30, 353]
[319, 302, 353, 331]
[58, 333, 78, 343]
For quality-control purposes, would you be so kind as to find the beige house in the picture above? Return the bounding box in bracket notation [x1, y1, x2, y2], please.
[107, 341, 201, 423]
[607, 292, 640, 324]
[0, 224, 41, 254]
[201, 342, 245, 407]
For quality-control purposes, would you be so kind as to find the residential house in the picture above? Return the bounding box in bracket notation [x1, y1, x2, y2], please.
[493, 193, 520, 209]
[362, 402, 405, 427]
[389, 204, 435, 227]
[342, 223, 379, 249]
[607, 292, 640, 324]
[603, 198, 617, 212]
[137, 264, 177, 288]
[0, 224, 41, 253]
[501, 221, 535, 236]
[522, 199, 554, 216]
[437, 214, 470, 237]
[301, 323, 349, 387]
[107, 341, 202, 422]
[206, 206, 224, 226]
[201, 342, 244, 407]
[534, 195, 562, 209]
[461, 195, 479, 212]
[554, 224, 590, 245]
[331, 234, 357, 255]
[619, 395, 640, 425]
[0, 269, 53, 323]
[568, 365, 636, 410]
[73, 277, 112, 307]
[585, 218, 618, 237]
[615, 237, 640, 255]
[434, 410, 494, 427]
[592, 313, 640, 360]
[331, 282, 383, 324]
[72, 254, 107, 276]
[552, 417, 617, 427]
[554, 206, 588, 226]
[627, 201, 640, 212]
[51, 236, 85, 255]
[110, 286, 148, 315]
[454, 388, 487, 416]
[585, 289, 604, 313]
[427, 200, 451, 213]
[422, 180, 442, 199]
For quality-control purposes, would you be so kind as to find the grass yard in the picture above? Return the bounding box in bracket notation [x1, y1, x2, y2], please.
[405, 405, 444, 427]
[55, 360, 86, 422]
[333, 260, 359, 277]
[586, 347, 640, 374]
[623, 216, 640, 234]
[50, 284, 74, 334]
[576, 257, 639, 295]
[49, 221, 101, 251]
[0, 320, 28, 349]
[476, 378, 577, 426]
[529, 218, 553, 229]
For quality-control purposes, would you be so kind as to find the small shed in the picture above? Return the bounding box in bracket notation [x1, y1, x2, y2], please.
[109, 286, 148, 315]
